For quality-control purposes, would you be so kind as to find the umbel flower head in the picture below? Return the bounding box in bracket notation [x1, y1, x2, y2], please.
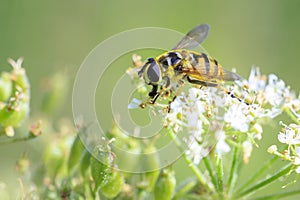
[128, 55, 300, 167]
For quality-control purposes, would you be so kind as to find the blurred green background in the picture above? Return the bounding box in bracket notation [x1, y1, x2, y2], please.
[1, 0, 300, 198]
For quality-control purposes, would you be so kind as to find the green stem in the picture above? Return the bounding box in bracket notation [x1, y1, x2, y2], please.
[283, 106, 300, 125]
[203, 156, 218, 191]
[167, 128, 214, 193]
[250, 189, 300, 200]
[237, 156, 277, 192]
[216, 155, 224, 197]
[235, 163, 294, 199]
[0, 134, 36, 144]
[227, 142, 241, 197]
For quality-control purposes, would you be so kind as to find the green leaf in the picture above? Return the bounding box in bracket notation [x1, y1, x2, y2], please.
[80, 150, 91, 177]
[173, 177, 197, 199]
[144, 145, 160, 192]
[68, 135, 85, 173]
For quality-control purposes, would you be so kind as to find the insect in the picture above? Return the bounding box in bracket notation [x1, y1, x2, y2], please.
[138, 24, 244, 109]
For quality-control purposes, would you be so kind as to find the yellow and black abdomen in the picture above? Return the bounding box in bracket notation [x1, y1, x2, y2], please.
[187, 51, 241, 83]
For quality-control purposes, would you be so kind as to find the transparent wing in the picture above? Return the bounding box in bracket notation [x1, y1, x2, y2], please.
[172, 24, 210, 50]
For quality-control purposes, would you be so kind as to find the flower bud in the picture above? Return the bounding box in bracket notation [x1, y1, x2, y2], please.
[0, 60, 30, 128]
[267, 145, 278, 154]
[154, 168, 176, 200]
[43, 140, 65, 178]
[100, 170, 124, 198]
[41, 72, 69, 114]
[90, 146, 113, 192]
[0, 72, 12, 101]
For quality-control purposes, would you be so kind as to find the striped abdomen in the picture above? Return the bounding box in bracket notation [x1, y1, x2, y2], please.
[186, 51, 241, 82]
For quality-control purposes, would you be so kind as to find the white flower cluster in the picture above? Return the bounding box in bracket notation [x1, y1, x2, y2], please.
[163, 67, 299, 164]
[164, 87, 221, 164]
[268, 122, 300, 174]
[164, 85, 263, 164]
[128, 54, 300, 167]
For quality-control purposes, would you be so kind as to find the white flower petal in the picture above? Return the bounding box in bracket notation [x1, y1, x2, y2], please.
[278, 132, 287, 144]
[294, 157, 300, 165]
[128, 98, 142, 109]
[216, 140, 231, 155]
[296, 147, 300, 157]
[267, 145, 277, 154]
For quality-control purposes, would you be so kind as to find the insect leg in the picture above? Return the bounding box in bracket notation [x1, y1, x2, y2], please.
[139, 84, 159, 108]
[148, 84, 158, 98]
[223, 88, 249, 105]
[167, 95, 177, 113]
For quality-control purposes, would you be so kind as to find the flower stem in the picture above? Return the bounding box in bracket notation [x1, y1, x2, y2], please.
[0, 134, 36, 144]
[216, 155, 224, 197]
[250, 189, 300, 200]
[235, 163, 294, 199]
[203, 156, 218, 191]
[237, 156, 277, 192]
[227, 142, 241, 197]
[283, 106, 300, 125]
[167, 128, 214, 193]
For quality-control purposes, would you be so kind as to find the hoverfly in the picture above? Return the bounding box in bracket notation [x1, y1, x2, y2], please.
[138, 24, 244, 109]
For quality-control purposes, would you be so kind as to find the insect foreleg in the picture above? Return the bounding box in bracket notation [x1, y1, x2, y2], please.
[148, 84, 158, 98]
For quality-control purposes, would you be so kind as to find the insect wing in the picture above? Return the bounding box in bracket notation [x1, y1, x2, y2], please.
[172, 24, 210, 50]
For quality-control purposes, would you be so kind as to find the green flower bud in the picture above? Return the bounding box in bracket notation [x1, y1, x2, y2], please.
[100, 170, 124, 199]
[0, 182, 10, 200]
[109, 123, 141, 173]
[0, 72, 12, 101]
[11, 66, 30, 93]
[43, 140, 65, 178]
[90, 146, 113, 192]
[16, 156, 30, 175]
[41, 72, 69, 114]
[0, 61, 30, 128]
[0, 99, 29, 127]
[154, 168, 176, 200]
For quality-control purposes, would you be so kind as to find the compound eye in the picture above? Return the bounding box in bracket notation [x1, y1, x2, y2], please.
[146, 61, 161, 83]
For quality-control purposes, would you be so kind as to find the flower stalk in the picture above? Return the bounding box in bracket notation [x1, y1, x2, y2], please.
[235, 163, 294, 199]
[216, 155, 224, 198]
[167, 127, 215, 193]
